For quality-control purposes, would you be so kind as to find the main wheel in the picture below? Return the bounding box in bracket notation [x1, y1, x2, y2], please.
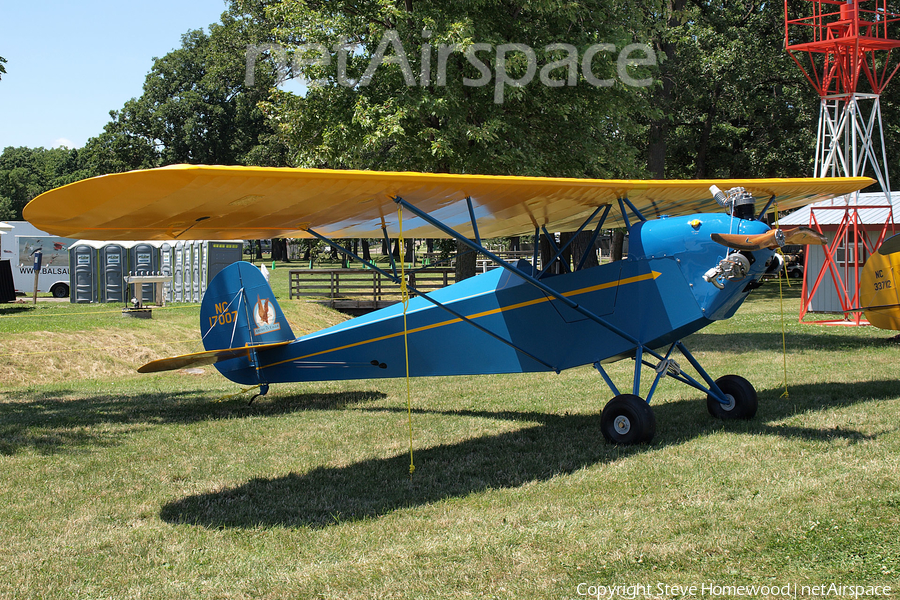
[601, 394, 656, 445]
[707, 375, 758, 419]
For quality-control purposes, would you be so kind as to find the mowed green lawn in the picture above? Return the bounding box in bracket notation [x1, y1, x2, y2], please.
[0, 274, 898, 599]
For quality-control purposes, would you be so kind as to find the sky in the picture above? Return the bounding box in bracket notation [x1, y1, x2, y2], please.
[0, 0, 231, 150]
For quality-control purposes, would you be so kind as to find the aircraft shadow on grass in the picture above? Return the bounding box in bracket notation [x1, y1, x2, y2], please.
[0, 389, 384, 456]
[158, 379, 899, 530]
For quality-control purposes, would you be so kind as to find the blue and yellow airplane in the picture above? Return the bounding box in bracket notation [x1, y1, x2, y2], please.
[24, 166, 870, 444]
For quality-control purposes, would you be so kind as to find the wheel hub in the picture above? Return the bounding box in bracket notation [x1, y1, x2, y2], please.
[720, 394, 736, 411]
[614, 415, 631, 434]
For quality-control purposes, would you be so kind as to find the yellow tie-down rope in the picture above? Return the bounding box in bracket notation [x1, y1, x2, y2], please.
[774, 204, 790, 399]
[397, 207, 416, 477]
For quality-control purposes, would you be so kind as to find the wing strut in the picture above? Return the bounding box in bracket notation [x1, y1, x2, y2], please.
[755, 194, 777, 221]
[575, 204, 613, 272]
[618, 195, 647, 229]
[537, 204, 609, 279]
[381, 222, 399, 278]
[539, 226, 570, 276]
[391, 196, 643, 349]
[303, 227, 558, 372]
[466, 196, 482, 247]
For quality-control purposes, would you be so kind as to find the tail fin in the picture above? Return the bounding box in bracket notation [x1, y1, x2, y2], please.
[199, 261, 295, 383]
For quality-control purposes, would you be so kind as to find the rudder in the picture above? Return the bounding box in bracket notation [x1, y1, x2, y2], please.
[199, 261, 295, 383]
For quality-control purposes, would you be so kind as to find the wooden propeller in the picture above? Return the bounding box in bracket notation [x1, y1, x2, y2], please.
[710, 227, 827, 251]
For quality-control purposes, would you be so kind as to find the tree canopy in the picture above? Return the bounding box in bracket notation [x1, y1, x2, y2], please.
[0, 146, 84, 221]
[86, 7, 288, 169]
[0, 4, 288, 219]
[652, 0, 818, 179]
[255, 0, 659, 177]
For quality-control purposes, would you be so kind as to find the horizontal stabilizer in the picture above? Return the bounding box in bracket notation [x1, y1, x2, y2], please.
[138, 340, 294, 373]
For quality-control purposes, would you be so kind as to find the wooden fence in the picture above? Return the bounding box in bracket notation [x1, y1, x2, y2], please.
[289, 268, 455, 311]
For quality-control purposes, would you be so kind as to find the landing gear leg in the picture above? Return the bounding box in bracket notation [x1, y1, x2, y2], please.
[594, 341, 759, 444]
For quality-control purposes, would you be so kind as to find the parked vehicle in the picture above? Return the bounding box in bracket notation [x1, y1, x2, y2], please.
[0, 221, 75, 298]
[782, 244, 805, 278]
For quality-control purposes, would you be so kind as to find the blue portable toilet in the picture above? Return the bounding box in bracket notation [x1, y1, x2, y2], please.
[159, 242, 173, 303]
[68, 241, 100, 303]
[173, 241, 186, 302]
[191, 241, 201, 302]
[100, 242, 129, 303]
[199, 241, 209, 300]
[205, 241, 244, 284]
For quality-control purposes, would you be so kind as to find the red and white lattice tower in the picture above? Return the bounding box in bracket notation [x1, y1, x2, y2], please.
[785, 0, 900, 321]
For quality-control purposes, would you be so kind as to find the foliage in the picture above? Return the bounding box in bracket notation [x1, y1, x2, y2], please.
[76, 117, 159, 176]
[92, 8, 289, 168]
[0, 6, 291, 219]
[649, 0, 819, 178]
[0, 55, 6, 81]
[9, 0, 900, 223]
[0, 146, 87, 221]
[254, 0, 660, 177]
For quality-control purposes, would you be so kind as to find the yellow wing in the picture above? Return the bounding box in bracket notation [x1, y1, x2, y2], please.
[24, 164, 873, 240]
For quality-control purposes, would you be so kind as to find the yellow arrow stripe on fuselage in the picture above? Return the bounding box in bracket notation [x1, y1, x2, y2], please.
[261, 270, 662, 369]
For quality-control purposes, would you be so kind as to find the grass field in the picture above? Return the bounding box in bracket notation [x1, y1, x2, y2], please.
[0, 270, 898, 599]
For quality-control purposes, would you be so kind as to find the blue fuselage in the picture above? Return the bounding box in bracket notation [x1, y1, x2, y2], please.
[219, 213, 774, 385]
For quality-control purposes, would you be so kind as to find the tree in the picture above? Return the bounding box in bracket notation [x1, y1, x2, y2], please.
[610, 229, 626, 262]
[77, 117, 159, 175]
[0, 56, 6, 81]
[648, 0, 818, 178]
[0, 146, 86, 220]
[571, 231, 599, 269]
[91, 6, 289, 169]
[261, 1, 658, 178]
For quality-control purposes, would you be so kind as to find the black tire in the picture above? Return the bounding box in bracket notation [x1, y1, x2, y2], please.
[601, 394, 656, 445]
[51, 283, 69, 298]
[707, 375, 758, 419]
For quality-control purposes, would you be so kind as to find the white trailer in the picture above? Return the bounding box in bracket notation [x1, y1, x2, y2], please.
[0, 221, 75, 298]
